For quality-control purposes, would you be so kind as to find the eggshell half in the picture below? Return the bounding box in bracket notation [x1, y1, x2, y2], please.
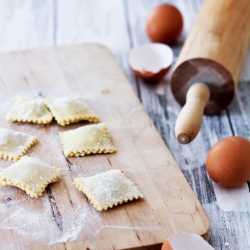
[129, 43, 174, 82]
[161, 232, 214, 250]
[206, 136, 250, 188]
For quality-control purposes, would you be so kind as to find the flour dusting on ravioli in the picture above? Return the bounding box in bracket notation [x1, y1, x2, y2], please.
[0, 127, 38, 161]
[45, 96, 99, 126]
[74, 169, 143, 211]
[59, 123, 116, 157]
[6, 97, 53, 124]
[0, 156, 61, 198]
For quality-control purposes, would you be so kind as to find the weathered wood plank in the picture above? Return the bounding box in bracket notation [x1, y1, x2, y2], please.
[56, 0, 138, 93]
[0, 0, 55, 52]
[125, 0, 250, 250]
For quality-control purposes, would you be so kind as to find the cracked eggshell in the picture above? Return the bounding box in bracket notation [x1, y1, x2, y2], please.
[129, 43, 173, 82]
[161, 232, 214, 250]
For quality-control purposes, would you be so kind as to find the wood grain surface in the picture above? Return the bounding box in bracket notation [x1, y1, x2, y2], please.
[0, 1, 250, 250]
[0, 44, 209, 249]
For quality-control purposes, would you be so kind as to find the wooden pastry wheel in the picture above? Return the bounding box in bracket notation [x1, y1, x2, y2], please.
[171, 0, 250, 144]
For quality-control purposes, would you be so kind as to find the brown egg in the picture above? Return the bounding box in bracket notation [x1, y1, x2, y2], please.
[206, 136, 250, 188]
[146, 4, 183, 45]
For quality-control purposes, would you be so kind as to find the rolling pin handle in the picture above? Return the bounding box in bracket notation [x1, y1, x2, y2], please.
[175, 83, 210, 144]
[177, 134, 191, 144]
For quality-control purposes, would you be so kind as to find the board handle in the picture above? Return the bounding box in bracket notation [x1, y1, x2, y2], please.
[175, 83, 210, 144]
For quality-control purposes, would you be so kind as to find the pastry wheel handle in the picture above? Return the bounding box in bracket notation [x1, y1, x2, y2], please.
[175, 83, 211, 144]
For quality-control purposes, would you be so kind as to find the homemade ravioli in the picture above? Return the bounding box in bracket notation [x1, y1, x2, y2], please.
[0, 156, 61, 198]
[73, 169, 143, 211]
[45, 96, 99, 126]
[0, 127, 38, 161]
[59, 123, 116, 157]
[6, 97, 53, 124]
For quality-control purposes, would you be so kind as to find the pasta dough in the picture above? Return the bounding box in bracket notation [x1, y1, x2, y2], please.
[0, 156, 61, 198]
[0, 127, 38, 161]
[59, 123, 116, 156]
[45, 96, 99, 126]
[73, 169, 143, 211]
[6, 97, 53, 124]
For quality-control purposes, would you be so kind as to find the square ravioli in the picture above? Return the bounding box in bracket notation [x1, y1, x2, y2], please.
[0, 156, 61, 198]
[73, 169, 143, 211]
[59, 123, 116, 157]
[45, 96, 99, 126]
[0, 127, 38, 161]
[6, 97, 53, 124]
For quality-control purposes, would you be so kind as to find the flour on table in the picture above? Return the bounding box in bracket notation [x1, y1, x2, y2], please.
[0, 189, 89, 250]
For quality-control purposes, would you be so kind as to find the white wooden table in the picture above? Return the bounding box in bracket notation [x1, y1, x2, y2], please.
[0, 0, 250, 249]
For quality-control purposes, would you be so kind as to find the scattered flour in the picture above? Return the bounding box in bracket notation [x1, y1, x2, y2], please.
[0, 91, 175, 250]
[0, 188, 89, 250]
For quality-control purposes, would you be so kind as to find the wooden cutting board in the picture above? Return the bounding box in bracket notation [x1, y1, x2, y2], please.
[0, 44, 209, 250]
